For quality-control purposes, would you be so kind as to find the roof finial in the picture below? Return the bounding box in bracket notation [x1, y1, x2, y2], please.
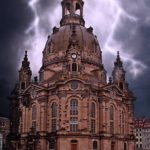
[117, 51, 119, 57]
[22, 50, 30, 68]
[24, 50, 28, 59]
[114, 51, 123, 67]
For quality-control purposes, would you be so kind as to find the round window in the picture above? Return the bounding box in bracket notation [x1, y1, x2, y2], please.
[71, 81, 78, 90]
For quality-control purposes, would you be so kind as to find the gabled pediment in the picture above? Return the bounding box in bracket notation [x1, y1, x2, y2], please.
[23, 83, 46, 94]
[101, 84, 125, 96]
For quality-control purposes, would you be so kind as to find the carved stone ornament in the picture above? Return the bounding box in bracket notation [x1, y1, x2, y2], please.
[21, 94, 30, 107]
[31, 88, 37, 99]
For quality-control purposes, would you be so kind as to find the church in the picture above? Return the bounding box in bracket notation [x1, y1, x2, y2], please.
[8, 0, 136, 149]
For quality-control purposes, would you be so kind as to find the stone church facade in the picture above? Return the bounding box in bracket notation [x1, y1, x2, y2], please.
[9, 0, 136, 149]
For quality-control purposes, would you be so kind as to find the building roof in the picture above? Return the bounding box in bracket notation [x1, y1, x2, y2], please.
[134, 117, 150, 129]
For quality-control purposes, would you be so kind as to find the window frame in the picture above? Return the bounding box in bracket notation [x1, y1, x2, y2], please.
[70, 99, 78, 132]
[110, 105, 114, 134]
[32, 105, 37, 130]
[51, 102, 57, 132]
[91, 102, 96, 133]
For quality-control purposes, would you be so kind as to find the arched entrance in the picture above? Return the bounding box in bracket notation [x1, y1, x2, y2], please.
[71, 140, 78, 150]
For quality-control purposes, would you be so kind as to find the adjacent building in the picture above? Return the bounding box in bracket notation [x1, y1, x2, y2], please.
[9, 0, 136, 149]
[0, 117, 10, 149]
[134, 118, 150, 150]
[0, 133, 3, 150]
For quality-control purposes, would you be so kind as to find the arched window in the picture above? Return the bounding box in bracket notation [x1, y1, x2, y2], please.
[92, 40, 97, 53]
[122, 111, 125, 135]
[119, 82, 123, 90]
[49, 41, 54, 53]
[51, 102, 57, 131]
[72, 63, 77, 72]
[91, 102, 96, 133]
[111, 141, 115, 150]
[75, 3, 81, 15]
[110, 105, 114, 134]
[32, 105, 37, 130]
[70, 99, 78, 132]
[91, 102, 96, 118]
[71, 81, 78, 90]
[124, 143, 127, 150]
[21, 82, 25, 90]
[93, 141, 98, 150]
[20, 117, 23, 133]
[65, 3, 71, 15]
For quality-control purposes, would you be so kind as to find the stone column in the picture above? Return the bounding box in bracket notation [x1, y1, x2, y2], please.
[40, 102, 47, 131]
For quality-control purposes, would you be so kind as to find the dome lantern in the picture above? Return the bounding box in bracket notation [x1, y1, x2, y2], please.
[60, 0, 85, 26]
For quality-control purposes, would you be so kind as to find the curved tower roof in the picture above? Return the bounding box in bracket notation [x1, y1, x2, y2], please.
[40, 0, 106, 84]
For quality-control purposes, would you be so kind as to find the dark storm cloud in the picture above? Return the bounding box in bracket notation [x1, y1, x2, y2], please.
[37, 0, 61, 33]
[38, 0, 58, 8]
[0, 0, 33, 117]
[113, 0, 150, 117]
[0, 0, 59, 117]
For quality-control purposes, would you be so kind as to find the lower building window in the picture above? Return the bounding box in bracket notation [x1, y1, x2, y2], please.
[110, 121, 114, 134]
[70, 99, 78, 132]
[70, 117, 78, 132]
[111, 141, 115, 150]
[91, 102, 96, 133]
[91, 119, 96, 133]
[21, 82, 25, 89]
[51, 102, 57, 132]
[52, 119, 57, 131]
[124, 143, 127, 150]
[49, 138, 55, 150]
[71, 140, 78, 150]
[93, 141, 98, 150]
[32, 121, 36, 130]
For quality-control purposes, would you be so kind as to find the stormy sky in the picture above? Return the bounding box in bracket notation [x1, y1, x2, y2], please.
[0, 0, 150, 118]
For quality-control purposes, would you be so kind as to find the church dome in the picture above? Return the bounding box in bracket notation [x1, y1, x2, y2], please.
[43, 24, 101, 62]
[47, 25, 100, 53]
[42, 0, 102, 68]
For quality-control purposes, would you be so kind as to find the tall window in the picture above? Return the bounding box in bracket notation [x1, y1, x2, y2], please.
[119, 82, 123, 90]
[21, 82, 25, 90]
[91, 102, 96, 133]
[75, 3, 81, 15]
[124, 143, 127, 150]
[111, 141, 115, 150]
[51, 102, 57, 131]
[93, 141, 98, 150]
[70, 99, 78, 132]
[32, 105, 37, 130]
[65, 3, 71, 15]
[72, 63, 77, 72]
[122, 111, 125, 135]
[110, 105, 114, 134]
[20, 117, 23, 132]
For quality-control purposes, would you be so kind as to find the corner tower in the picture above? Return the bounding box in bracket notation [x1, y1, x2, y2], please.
[19, 51, 32, 90]
[112, 51, 126, 90]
